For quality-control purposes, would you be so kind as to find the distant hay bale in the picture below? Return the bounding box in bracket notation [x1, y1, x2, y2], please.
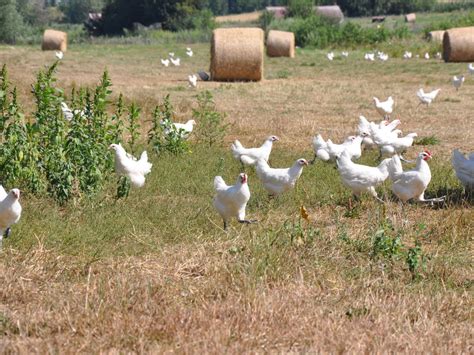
[315, 6, 344, 24]
[41, 29, 67, 52]
[443, 27, 474, 62]
[428, 30, 445, 42]
[210, 28, 264, 81]
[265, 6, 287, 19]
[405, 13, 416, 22]
[267, 30, 295, 58]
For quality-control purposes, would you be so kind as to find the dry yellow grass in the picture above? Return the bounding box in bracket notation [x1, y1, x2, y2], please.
[0, 43, 472, 352]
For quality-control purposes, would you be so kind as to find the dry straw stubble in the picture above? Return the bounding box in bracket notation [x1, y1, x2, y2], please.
[267, 30, 295, 58]
[210, 28, 264, 81]
[41, 29, 67, 52]
[443, 26, 474, 62]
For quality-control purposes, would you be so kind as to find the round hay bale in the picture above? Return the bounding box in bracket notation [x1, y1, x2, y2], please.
[210, 28, 264, 81]
[428, 30, 445, 42]
[405, 13, 416, 23]
[267, 30, 295, 58]
[315, 6, 344, 24]
[443, 26, 474, 62]
[42, 29, 67, 52]
[265, 6, 287, 19]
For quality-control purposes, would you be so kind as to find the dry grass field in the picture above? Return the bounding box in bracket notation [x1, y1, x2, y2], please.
[0, 42, 472, 352]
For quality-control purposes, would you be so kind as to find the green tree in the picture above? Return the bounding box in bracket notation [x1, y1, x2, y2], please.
[60, 0, 104, 24]
[0, 0, 24, 44]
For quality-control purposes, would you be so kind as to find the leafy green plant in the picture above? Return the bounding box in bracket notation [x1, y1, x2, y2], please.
[193, 90, 228, 148]
[406, 239, 426, 280]
[148, 94, 189, 155]
[126, 102, 141, 153]
[414, 135, 440, 146]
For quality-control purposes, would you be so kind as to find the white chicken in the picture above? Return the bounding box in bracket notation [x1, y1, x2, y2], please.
[417, 88, 440, 106]
[373, 96, 394, 120]
[327, 52, 334, 61]
[168, 52, 175, 57]
[468, 63, 474, 74]
[364, 53, 375, 61]
[452, 149, 474, 191]
[388, 151, 445, 203]
[341, 51, 349, 58]
[378, 52, 389, 61]
[231, 136, 279, 166]
[452, 75, 464, 91]
[164, 119, 196, 138]
[213, 173, 255, 230]
[0, 186, 22, 241]
[424, 52, 430, 60]
[186, 47, 193, 57]
[161, 58, 170, 67]
[336, 150, 391, 202]
[255, 158, 308, 196]
[61, 102, 85, 121]
[435, 52, 442, 59]
[312, 134, 363, 162]
[109, 144, 152, 188]
[170, 57, 181, 66]
[403, 51, 412, 59]
[358, 116, 401, 149]
[188, 74, 197, 88]
[55, 51, 63, 60]
[370, 122, 417, 159]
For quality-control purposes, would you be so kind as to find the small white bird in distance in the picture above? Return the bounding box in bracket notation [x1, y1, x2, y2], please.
[109, 143, 152, 188]
[435, 52, 442, 59]
[0, 186, 22, 242]
[55, 51, 63, 60]
[364, 53, 375, 61]
[452, 149, 474, 191]
[186, 47, 193, 57]
[188, 74, 197, 88]
[213, 173, 256, 230]
[379, 53, 389, 61]
[161, 58, 170, 67]
[373, 96, 394, 120]
[417, 88, 440, 106]
[168, 52, 175, 57]
[327, 52, 334, 61]
[341, 51, 349, 58]
[452, 75, 465, 91]
[388, 151, 445, 203]
[403, 51, 412, 59]
[468, 63, 474, 74]
[231, 136, 279, 166]
[170, 57, 181, 66]
[256, 158, 308, 196]
[424, 52, 430, 60]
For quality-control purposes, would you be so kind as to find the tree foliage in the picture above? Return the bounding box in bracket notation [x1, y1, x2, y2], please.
[0, 0, 24, 44]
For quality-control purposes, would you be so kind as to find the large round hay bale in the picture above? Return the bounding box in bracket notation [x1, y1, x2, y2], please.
[41, 29, 67, 52]
[265, 6, 287, 19]
[267, 30, 295, 58]
[443, 27, 474, 62]
[405, 13, 416, 22]
[210, 28, 264, 81]
[428, 30, 445, 42]
[315, 6, 344, 24]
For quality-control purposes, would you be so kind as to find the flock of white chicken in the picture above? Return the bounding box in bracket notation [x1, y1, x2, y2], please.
[1, 47, 473, 238]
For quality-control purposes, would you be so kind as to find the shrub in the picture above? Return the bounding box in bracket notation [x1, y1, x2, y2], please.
[193, 91, 228, 148]
[288, 0, 314, 19]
